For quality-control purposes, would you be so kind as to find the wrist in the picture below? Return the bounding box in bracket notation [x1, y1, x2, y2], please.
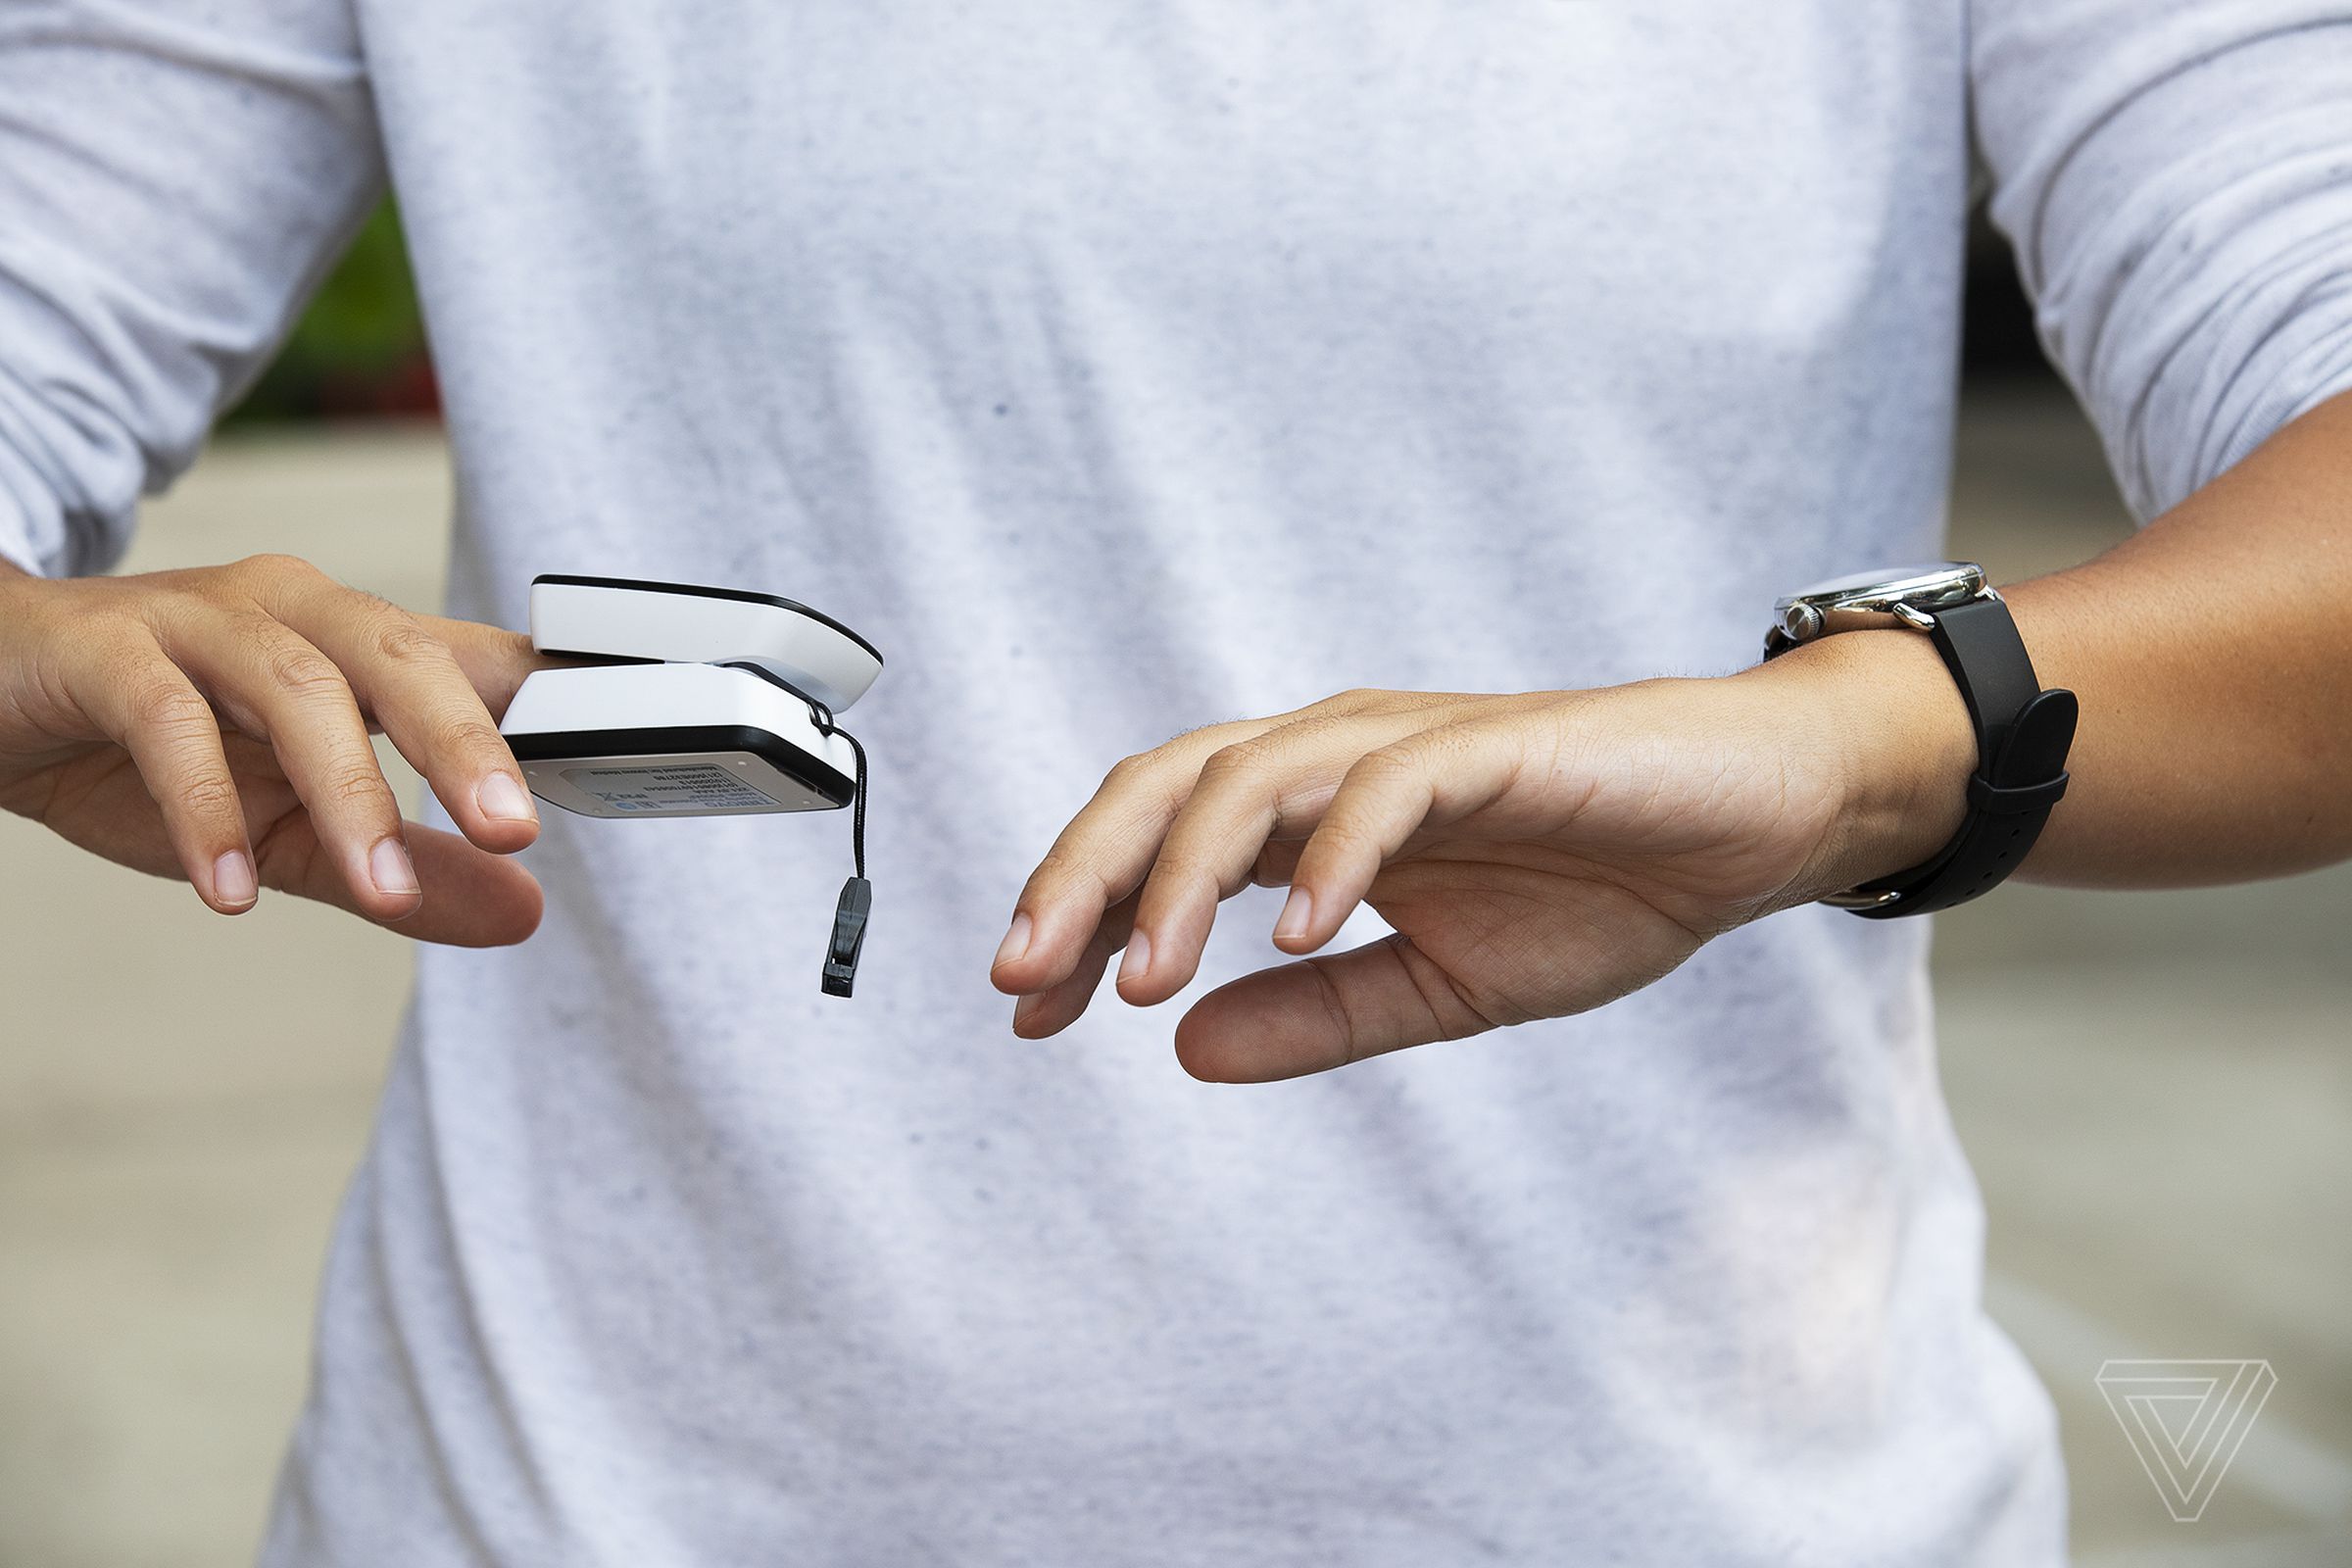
[1736, 627, 1978, 903]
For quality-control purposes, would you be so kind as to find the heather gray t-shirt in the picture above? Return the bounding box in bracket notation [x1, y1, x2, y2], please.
[6, 2, 2350, 1561]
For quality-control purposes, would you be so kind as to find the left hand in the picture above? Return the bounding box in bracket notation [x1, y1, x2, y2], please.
[992, 635, 1973, 1082]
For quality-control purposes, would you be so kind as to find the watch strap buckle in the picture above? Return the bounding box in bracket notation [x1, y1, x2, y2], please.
[1848, 683, 2079, 918]
[1966, 769, 2070, 816]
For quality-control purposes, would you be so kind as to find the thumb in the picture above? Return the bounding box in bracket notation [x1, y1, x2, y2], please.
[262, 815, 547, 946]
[1171, 933, 1496, 1083]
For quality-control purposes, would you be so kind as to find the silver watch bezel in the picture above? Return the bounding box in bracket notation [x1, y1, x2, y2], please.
[1770, 561, 1991, 646]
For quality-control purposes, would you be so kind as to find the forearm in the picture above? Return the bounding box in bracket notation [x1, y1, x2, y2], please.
[2007, 389, 2352, 884]
[1777, 387, 2352, 895]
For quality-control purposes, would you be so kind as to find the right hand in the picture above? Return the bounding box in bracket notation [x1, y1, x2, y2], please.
[0, 553, 551, 945]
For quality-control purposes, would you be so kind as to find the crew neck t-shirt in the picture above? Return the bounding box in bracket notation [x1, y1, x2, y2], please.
[4, 2, 2349, 1561]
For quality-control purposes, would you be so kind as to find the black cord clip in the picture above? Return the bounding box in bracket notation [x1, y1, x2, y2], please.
[822, 876, 872, 998]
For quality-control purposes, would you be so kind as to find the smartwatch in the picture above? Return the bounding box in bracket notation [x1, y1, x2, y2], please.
[1763, 561, 2077, 917]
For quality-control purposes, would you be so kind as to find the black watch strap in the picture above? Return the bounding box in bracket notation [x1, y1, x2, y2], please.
[1843, 595, 2077, 918]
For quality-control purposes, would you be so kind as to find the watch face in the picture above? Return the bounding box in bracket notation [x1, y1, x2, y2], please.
[1788, 562, 1979, 603]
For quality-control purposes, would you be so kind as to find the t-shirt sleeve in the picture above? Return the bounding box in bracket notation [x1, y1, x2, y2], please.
[0, 0, 385, 577]
[1972, 0, 2352, 521]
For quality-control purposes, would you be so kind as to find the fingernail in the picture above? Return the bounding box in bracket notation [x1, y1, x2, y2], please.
[1118, 929, 1152, 984]
[213, 850, 258, 908]
[477, 771, 537, 823]
[1274, 886, 1314, 943]
[370, 837, 420, 897]
[1011, 993, 1044, 1034]
[993, 911, 1032, 969]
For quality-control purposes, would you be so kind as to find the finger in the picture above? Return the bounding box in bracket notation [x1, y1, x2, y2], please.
[412, 613, 554, 720]
[1250, 839, 1304, 888]
[1279, 723, 1526, 953]
[1173, 933, 1498, 1083]
[254, 814, 545, 946]
[1118, 708, 1474, 1005]
[215, 551, 549, 716]
[1009, 898, 1137, 1039]
[991, 724, 1266, 996]
[280, 592, 540, 853]
[76, 644, 259, 914]
[993, 691, 1459, 997]
[157, 612, 421, 922]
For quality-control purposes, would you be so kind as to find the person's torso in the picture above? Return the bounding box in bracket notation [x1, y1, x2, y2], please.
[268, 6, 2066, 1562]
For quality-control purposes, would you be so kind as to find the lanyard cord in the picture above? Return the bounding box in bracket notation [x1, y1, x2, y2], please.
[806, 698, 867, 882]
[725, 663, 874, 997]
[723, 662, 866, 876]
[843, 729, 867, 880]
[817, 713, 871, 998]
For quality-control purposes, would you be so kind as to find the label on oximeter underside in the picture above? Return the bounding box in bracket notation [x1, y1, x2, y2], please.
[560, 762, 785, 814]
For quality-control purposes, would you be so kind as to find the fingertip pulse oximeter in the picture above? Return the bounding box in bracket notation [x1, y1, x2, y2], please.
[499, 574, 883, 997]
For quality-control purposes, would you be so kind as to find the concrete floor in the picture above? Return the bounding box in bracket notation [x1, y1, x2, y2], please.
[1, 390, 2346, 1566]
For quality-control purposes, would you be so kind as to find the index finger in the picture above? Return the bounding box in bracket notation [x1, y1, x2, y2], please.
[992, 690, 1469, 998]
[417, 614, 558, 718]
[287, 596, 543, 853]
[991, 723, 1255, 997]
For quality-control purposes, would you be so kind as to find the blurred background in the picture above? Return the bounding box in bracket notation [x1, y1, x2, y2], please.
[0, 204, 2346, 1567]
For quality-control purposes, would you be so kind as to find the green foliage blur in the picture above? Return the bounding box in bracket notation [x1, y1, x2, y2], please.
[225, 199, 436, 425]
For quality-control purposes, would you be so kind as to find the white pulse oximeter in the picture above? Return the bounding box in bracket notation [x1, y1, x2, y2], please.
[499, 574, 883, 996]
